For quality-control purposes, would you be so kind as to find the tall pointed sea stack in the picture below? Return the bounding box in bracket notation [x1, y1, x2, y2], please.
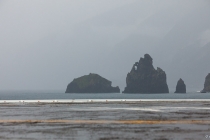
[123, 54, 169, 93]
[174, 78, 186, 93]
[65, 73, 120, 93]
[202, 73, 210, 92]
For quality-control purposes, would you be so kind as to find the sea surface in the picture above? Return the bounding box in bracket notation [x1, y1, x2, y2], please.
[0, 90, 209, 100]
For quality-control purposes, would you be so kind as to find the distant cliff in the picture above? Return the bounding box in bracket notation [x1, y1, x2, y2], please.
[65, 73, 120, 93]
[203, 73, 210, 92]
[174, 78, 186, 93]
[123, 54, 169, 93]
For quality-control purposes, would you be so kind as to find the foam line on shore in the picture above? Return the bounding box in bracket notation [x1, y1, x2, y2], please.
[1, 99, 210, 103]
[68, 106, 210, 112]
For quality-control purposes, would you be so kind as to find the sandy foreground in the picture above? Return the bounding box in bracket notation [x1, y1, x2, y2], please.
[0, 101, 210, 140]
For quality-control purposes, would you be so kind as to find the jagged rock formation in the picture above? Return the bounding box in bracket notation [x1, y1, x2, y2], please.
[202, 73, 210, 92]
[65, 73, 120, 93]
[123, 54, 169, 93]
[174, 78, 186, 93]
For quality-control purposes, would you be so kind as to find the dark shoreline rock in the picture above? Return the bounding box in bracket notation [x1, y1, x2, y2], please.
[123, 54, 169, 93]
[65, 73, 120, 93]
[174, 78, 186, 93]
[202, 73, 210, 93]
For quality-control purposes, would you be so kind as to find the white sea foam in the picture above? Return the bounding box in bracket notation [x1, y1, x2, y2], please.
[1, 99, 210, 103]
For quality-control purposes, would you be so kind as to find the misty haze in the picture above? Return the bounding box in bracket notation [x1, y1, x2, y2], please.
[0, 0, 209, 92]
[1, 1, 210, 140]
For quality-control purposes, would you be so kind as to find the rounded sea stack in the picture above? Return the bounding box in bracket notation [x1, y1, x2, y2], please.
[65, 73, 120, 93]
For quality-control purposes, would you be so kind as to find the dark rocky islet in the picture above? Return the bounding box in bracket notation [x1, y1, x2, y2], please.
[65, 54, 210, 94]
[123, 54, 169, 93]
[65, 73, 120, 93]
[174, 78, 186, 93]
[202, 73, 210, 93]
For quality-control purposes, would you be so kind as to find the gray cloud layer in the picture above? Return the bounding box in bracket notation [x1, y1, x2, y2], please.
[0, 0, 209, 91]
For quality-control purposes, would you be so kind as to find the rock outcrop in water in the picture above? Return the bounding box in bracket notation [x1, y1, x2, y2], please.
[123, 54, 169, 93]
[65, 73, 120, 93]
[202, 73, 210, 92]
[174, 78, 186, 93]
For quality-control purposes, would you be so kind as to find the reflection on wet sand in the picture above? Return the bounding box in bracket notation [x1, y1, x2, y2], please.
[0, 101, 210, 140]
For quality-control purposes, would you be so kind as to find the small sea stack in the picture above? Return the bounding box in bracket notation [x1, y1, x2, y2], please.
[123, 54, 169, 93]
[174, 78, 186, 93]
[65, 73, 120, 93]
[202, 73, 210, 93]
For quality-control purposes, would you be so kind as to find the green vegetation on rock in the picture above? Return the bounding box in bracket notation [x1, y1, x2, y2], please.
[65, 73, 120, 93]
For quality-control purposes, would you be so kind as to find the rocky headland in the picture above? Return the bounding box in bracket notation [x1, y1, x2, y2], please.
[123, 54, 169, 93]
[202, 73, 210, 93]
[174, 78, 186, 93]
[65, 73, 120, 93]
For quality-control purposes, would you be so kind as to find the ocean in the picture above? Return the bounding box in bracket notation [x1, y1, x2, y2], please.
[0, 90, 209, 100]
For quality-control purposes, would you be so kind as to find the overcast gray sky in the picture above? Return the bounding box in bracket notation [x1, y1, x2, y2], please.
[0, 0, 209, 91]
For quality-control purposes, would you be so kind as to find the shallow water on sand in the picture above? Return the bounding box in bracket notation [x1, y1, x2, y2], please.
[0, 102, 209, 140]
[0, 90, 209, 100]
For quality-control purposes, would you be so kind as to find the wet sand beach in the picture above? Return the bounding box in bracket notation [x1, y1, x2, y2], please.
[0, 101, 210, 140]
